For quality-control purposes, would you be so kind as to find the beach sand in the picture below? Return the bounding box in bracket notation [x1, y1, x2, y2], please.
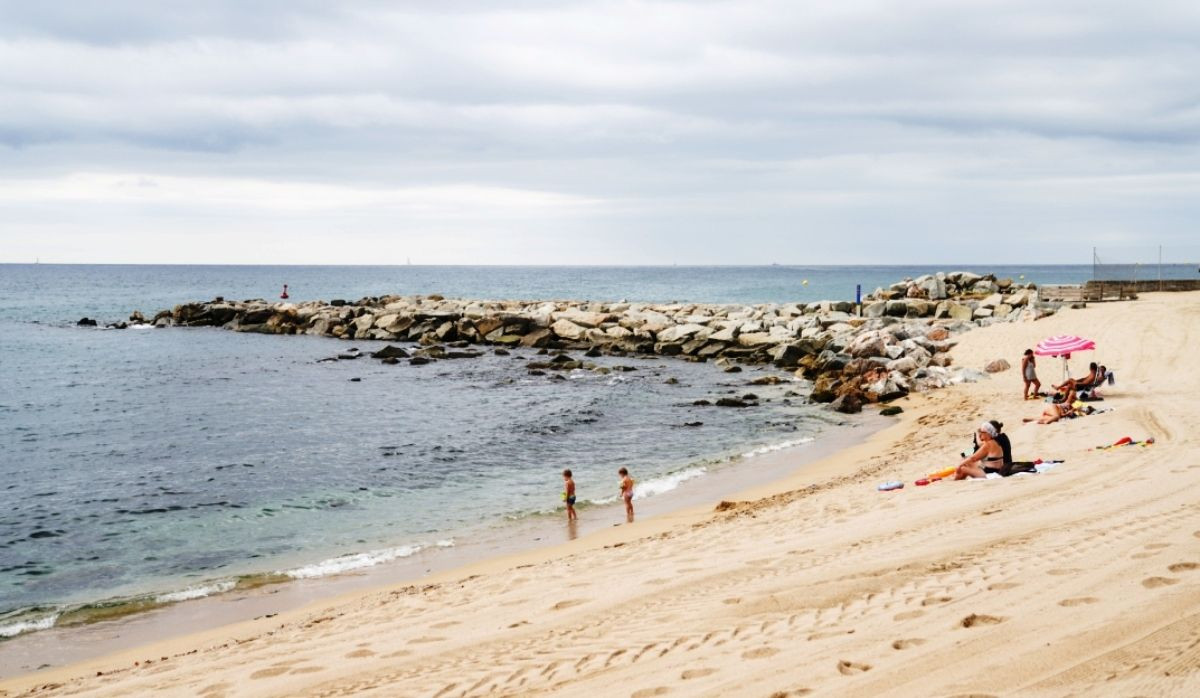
[3, 292, 1198, 697]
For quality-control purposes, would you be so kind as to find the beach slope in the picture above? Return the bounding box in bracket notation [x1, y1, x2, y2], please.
[5, 292, 1199, 697]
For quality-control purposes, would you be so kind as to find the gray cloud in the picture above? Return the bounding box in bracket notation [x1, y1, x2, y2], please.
[0, 0, 1198, 263]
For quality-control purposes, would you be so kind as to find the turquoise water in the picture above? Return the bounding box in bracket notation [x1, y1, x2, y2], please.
[1, 263, 1189, 640]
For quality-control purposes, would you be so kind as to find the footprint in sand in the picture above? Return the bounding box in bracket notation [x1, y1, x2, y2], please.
[249, 666, 292, 679]
[921, 596, 952, 606]
[289, 666, 324, 675]
[892, 638, 926, 650]
[1142, 577, 1179, 589]
[630, 688, 670, 698]
[1145, 543, 1170, 550]
[508, 620, 530, 628]
[1046, 568, 1080, 576]
[722, 597, 741, 605]
[807, 629, 854, 641]
[383, 649, 413, 658]
[1194, 531, 1200, 539]
[987, 582, 1020, 591]
[960, 614, 1005, 628]
[1131, 552, 1158, 560]
[743, 647, 780, 659]
[681, 668, 717, 680]
[894, 610, 925, 621]
[552, 599, 587, 611]
[345, 649, 375, 658]
[837, 660, 871, 675]
[1167, 562, 1199, 573]
[431, 621, 460, 629]
[1058, 597, 1100, 607]
[769, 691, 813, 697]
[407, 636, 447, 644]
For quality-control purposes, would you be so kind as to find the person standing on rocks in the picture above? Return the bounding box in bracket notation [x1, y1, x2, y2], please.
[618, 467, 635, 521]
[1021, 349, 1041, 400]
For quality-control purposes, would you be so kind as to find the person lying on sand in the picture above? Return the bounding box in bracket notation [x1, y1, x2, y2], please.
[1022, 400, 1080, 426]
[954, 421, 1007, 479]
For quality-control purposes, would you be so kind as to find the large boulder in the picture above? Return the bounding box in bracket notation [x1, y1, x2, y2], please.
[656, 323, 707, 343]
[830, 393, 863, 414]
[984, 358, 1011, 373]
[550, 319, 587, 341]
[736, 332, 775, 348]
[520, 328, 553, 347]
[945, 302, 973, 321]
[863, 301, 887, 318]
[847, 332, 887, 358]
[372, 345, 410, 359]
[771, 343, 805, 368]
[552, 310, 612, 328]
[920, 276, 947, 300]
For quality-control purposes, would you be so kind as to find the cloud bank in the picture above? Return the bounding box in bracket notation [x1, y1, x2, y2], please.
[1, 1, 1198, 264]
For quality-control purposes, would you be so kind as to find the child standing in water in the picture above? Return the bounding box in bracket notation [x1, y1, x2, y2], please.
[562, 469, 577, 521]
[618, 467, 635, 520]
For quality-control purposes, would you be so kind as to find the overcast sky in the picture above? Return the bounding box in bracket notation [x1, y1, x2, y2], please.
[1, 1, 1197, 265]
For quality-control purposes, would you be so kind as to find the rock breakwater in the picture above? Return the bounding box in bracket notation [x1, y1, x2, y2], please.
[143, 271, 1054, 413]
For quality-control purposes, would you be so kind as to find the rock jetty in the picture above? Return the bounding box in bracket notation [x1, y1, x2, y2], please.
[143, 272, 1055, 414]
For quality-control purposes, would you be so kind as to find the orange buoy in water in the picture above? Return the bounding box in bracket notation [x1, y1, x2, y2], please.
[280, 284, 289, 299]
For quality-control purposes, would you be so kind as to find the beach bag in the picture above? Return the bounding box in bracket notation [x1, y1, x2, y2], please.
[1005, 461, 1037, 476]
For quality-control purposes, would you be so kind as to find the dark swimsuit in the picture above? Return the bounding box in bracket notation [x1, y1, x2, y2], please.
[982, 455, 1004, 475]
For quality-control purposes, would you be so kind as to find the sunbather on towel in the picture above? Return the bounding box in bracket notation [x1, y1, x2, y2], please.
[1025, 400, 1074, 424]
[955, 421, 1007, 479]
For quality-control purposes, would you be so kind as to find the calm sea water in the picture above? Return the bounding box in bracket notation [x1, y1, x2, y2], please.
[0, 263, 1191, 640]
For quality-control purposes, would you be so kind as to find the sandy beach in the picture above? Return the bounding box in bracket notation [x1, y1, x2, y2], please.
[3, 291, 1198, 697]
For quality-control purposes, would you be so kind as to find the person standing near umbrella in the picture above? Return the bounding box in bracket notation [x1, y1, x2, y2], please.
[1021, 349, 1041, 400]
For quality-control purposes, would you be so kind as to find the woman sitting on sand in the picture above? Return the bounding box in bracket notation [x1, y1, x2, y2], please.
[954, 421, 1007, 480]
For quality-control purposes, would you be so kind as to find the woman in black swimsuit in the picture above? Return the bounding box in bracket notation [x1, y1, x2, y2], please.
[954, 421, 1007, 480]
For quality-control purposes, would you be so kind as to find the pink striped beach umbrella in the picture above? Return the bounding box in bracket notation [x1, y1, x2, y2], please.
[1035, 335, 1096, 381]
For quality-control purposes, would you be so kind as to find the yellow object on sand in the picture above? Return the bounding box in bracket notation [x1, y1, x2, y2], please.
[928, 466, 957, 479]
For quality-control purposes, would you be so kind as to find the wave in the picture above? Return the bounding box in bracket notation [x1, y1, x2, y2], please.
[281, 539, 454, 580]
[154, 580, 237, 603]
[0, 612, 59, 639]
[740, 436, 815, 459]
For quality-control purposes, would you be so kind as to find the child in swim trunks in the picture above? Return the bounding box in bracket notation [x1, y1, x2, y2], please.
[618, 467, 634, 520]
[562, 469, 577, 521]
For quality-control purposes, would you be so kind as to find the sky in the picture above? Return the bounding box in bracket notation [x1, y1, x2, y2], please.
[1, 0, 1198, 265]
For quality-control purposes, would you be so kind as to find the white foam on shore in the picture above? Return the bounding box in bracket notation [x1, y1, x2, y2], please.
[633, 466, 708, 500]
[155, 580, 237, 604]
[0, 613, 59, 638]
[741, 437, 815, 459]
[281, 544, 425, 579]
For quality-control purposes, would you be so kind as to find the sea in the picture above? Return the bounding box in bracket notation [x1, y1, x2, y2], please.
[0, 263, 1193, 650]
